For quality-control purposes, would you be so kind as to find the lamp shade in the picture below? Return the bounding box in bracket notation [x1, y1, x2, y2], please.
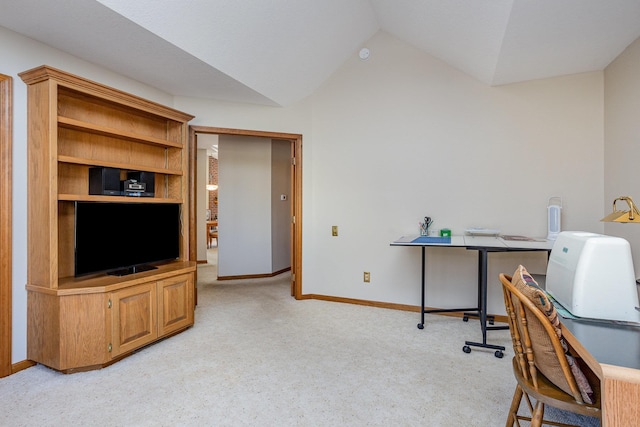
[600, 210, 640, 223]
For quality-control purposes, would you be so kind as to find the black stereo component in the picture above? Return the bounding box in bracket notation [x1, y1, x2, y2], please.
[89, 167, 121, 196]
[121, 179, 146, 196]
[127, 171, 155, 197]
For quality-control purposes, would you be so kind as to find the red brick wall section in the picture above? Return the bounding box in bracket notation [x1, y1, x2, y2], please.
[208, 156, 218, 219]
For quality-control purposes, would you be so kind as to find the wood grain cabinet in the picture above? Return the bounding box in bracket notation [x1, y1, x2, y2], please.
[157, 273, 195, 336]
[19, 65, 196, 373]
[110, 282, 158, 357]
[111, 273, 194, 358]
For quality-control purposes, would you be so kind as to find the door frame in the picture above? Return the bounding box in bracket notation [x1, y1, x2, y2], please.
[188, 126, 303, 298]
[1, 73, 13, 377]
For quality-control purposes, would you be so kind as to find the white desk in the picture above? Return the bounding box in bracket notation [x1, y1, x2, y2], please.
[391, 235, 554, 357]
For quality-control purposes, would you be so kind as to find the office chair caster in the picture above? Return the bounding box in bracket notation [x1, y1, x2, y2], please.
[494, 350, 504, 358]
[462, 345, 471, 353]
[462, 316, 468, 322]
[417, 323, 424, 329]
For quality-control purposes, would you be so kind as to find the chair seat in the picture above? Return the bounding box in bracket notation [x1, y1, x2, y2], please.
[511, 357, 601, 419]
[207, 228, 218, 248]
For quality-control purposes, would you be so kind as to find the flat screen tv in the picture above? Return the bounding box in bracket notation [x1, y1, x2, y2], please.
[74, 202, 181, 277]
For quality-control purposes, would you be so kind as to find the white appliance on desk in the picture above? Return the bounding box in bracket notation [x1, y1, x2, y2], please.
[546, 231, 640, 323]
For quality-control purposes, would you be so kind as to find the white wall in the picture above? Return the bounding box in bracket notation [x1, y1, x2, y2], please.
[217, 136, 273, 276]
[303, 31, 604, 313]
[5, 26, 614, 365]
[179, 31, 605, 316]
[604, 36, 640, 275]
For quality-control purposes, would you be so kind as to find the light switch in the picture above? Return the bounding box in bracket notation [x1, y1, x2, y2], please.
[332, 226, 338, 236]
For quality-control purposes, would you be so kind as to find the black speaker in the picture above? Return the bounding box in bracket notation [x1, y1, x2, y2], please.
[89, 167, 121, 196]
[127, 171, 155, 197]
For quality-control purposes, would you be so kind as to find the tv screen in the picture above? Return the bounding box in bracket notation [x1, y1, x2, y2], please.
[74, 202, 181, 276]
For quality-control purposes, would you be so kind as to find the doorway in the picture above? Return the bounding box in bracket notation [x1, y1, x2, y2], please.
[189, 126, 302, 298]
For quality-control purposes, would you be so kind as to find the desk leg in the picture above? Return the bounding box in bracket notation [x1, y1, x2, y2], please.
[418, 246, 426, 329]
[417, 246, 478, 330]
[462, 251, 486, 324]
[479, 249, 487, 344]
[463, 249, 506, 357]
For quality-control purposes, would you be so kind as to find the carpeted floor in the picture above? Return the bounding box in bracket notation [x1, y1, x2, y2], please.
[0, 254, 599, 426]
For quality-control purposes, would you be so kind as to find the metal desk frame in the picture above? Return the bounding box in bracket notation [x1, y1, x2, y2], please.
[392, 235, 553, 357]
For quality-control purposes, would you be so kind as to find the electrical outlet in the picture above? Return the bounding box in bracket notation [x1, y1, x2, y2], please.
[363, 272, 370, 283]
[332, 226, 338, 236]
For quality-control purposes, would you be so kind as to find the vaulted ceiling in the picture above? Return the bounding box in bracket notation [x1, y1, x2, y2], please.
[2, 0, 640, 107]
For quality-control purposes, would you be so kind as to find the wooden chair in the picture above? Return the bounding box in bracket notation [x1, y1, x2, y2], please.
[499, 273, 601, 427]
[207, 220, 218, 248]
[208, 228, 218, 248]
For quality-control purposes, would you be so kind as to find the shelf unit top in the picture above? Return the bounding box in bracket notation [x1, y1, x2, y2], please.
[19, 65, 195, 123]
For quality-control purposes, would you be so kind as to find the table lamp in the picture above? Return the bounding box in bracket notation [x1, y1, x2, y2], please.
[600, 196, 640, 223]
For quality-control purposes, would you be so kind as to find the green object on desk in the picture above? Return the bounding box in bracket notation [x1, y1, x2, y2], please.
[440, 228, 451, 237]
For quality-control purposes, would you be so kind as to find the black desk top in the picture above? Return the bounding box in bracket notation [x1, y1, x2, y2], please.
[561, 317, 640, 370]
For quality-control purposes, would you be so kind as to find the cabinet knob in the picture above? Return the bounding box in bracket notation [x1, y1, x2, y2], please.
[108, 299, 112, 308]
[108, 343, 112, 352]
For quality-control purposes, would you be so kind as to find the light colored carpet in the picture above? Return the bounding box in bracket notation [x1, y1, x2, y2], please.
[0, 260, 599, 426]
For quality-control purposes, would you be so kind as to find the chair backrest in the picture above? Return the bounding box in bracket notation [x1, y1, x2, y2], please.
[499, 273, 585, 403]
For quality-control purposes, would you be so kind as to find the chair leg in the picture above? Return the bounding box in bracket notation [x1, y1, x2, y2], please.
[506, 385, 523, 427]
[530, 401, 544, 427]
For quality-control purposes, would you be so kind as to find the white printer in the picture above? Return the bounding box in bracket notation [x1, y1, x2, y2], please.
[546, 231, 640, 323]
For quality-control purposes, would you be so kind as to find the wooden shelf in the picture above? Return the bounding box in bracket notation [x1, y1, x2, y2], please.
[58, 155, 183, 176]
[30, 261, 198, 295]
[58, 194, 183, 203]
[58, 116, 184, 149]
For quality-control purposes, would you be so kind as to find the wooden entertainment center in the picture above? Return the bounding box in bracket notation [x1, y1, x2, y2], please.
[20, 65, 196, 373]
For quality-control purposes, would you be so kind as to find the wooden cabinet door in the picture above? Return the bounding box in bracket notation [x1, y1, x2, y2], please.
[28, 291, 110, 371]
[157, 273, 194, 337]
[59, 293, 111, 370]
[110, 282, 157, 357]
